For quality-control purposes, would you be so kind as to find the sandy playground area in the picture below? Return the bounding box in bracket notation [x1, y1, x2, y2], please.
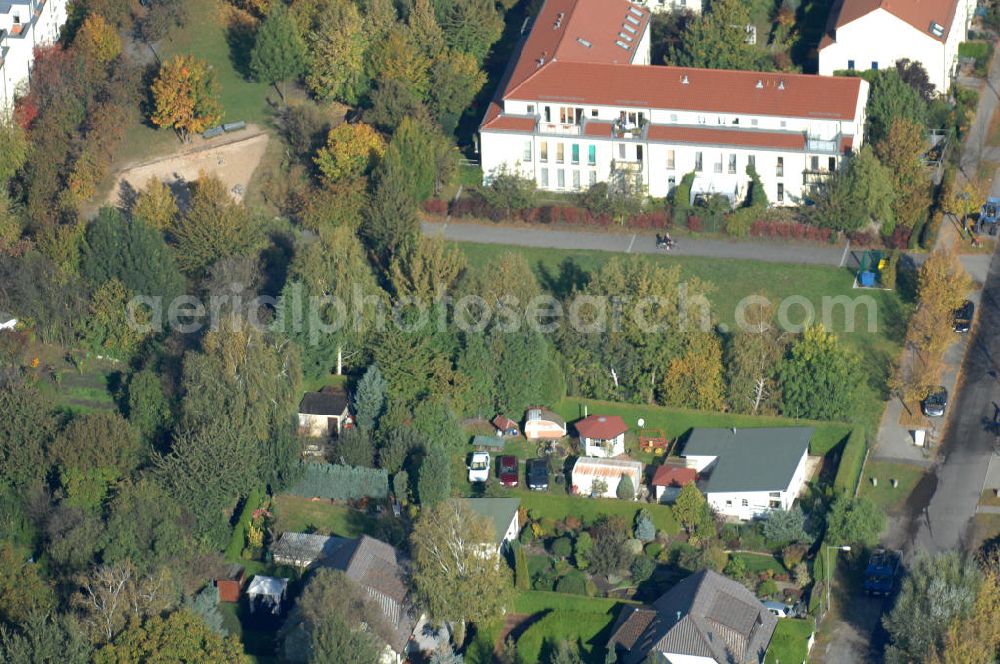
[107, 126, 270, 206]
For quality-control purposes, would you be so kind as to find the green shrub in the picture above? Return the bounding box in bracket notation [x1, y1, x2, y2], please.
[630, 555, 655, 583]
[551, 536, 573, 558]
[757, 578, 779, 599]
[574, 532, 593, 570]
[555, 570, 589, 595]
[624, 538, 643, 556]
[725, 207, 756, 238]
[672, 172, 696, 224]
[782, 544, 808, 569]
[633, 509, 655, 542]
[519, 525, 535, 545]
[644, 542, 663, 559]
[288, 463, 388, 500]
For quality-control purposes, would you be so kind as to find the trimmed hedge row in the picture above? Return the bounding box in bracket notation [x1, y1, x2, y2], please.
[224, 485, 264, 561]
[288, 463, 388, 501]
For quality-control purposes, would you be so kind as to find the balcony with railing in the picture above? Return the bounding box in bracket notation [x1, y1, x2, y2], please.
[806, 134, 844, 155]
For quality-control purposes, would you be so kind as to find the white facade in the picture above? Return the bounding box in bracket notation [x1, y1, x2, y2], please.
[481, 0, 869, 208]
[582, 433, 625, 458]
[818, 1, 972, 93]
[0, 0, 67, 114]
[696, 450, 809, 521]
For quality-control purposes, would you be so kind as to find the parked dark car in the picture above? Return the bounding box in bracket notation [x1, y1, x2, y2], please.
[863, 549, 901, 596]
[526, 458, 549, 491]
[498, 455, 519, 487]
[954, 300, 974, 333]
[922, 386, 948, 417]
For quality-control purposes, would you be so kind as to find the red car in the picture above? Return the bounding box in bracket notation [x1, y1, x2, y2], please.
[498, 455, 519, 487]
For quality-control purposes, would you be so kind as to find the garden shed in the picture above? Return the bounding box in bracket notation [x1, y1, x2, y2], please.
[246, 575, 288, 615]
[571, 457, 642, 500]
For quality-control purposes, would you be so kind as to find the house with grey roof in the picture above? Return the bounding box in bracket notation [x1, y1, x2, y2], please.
[460, 497, 520, 555]
[320, 535, 417, 658]
[608, 569, 778, 664]
[680, 427, 813, 521]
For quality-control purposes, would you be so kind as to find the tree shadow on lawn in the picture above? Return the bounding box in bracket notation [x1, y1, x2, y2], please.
[226, 15, 256, 80]
[537, 257, 591, 299]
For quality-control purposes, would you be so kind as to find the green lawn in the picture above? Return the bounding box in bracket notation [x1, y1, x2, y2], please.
[271, 495, 378, 537]
[457, 241, 908, 435]
[33, 351, 119, 414]
[512, 591, 636, 664]
[858, 461, 927, 513]
[119, 0, 275, 164]
[732, 551, 787, 575]
[520, 491, 678, 534]
[765, 618, 815, 664]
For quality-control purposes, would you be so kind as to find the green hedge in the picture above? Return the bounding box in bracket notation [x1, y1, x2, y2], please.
[833, 428, 867, 495]
[224, 485, 264, 561]
[288, 462, 388, 501]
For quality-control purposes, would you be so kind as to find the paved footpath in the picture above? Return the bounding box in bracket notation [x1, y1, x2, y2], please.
[422, 220, 854, 267]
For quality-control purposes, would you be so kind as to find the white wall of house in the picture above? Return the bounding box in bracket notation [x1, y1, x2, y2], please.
[298, 413, 343, 437]
[583, 433, 625, 458]
[818, 2, 971, 92]
[660, 653, 716, 664]
[0, 0, 69, 114]
[482, 79, 867, 206]
[501, 510, 519, 544]
[706, 450, 809, 520]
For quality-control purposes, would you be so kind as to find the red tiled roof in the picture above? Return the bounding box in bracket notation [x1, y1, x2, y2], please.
[493, 415, 519, 431]
[652, 464, 697, 488]
[575, 415, 627, 439]
[820, 0, 959, 49]
[583, 120, 614, 137]
[482, 114, 536, 132]
[507, 63, 864, 121]
[647, 125, 807, 150]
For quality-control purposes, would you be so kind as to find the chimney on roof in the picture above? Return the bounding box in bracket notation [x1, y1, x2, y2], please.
[675, 611, 682, 622]
[755, 79, 763, 89]
[731, 427, 736, 435]
[681, 75, 689, 85]
[778, 80, 785, 90]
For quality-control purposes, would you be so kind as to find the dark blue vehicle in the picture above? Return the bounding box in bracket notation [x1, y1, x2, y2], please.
[863, 549, 901, 596]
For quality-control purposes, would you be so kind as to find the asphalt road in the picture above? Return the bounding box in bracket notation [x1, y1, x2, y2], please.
[906, 252, 1000, 554]
[421, 220, 853, 267]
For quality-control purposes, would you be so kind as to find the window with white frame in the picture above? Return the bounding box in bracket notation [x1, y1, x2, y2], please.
[588, 171, 596, 186]
[523, 142, 532, 161]
[557, 169, 565, 188]
[728, 154, 737, 174]
[694, 152, 703, 172]
[572, 170, 580, 189]
[541, 169, 549, 187]
[556, 144, 564, 164]
[666, 150, 675, 170]
[777, 183, 784, 202]
[540, 142, 548, 163]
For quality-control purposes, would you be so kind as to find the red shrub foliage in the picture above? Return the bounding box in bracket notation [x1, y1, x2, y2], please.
[887, 225, 912, 249]
[749, 221, 833, 243]
[422, 199, 449, 216]
[846, 230, 880, 247]
[686, 215, 703, 232]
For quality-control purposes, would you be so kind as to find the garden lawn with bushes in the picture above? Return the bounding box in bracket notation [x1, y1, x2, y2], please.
[457, 241, 908, 434]
[519, 491, 678, 534]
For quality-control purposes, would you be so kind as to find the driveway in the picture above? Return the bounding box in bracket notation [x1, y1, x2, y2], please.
[422, 220, 854, 267]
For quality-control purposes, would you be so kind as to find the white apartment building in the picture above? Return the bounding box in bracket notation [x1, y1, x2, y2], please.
[0, 0, 67, 114]
[480, 0, 869, 207]
[818, 0, 973, 93]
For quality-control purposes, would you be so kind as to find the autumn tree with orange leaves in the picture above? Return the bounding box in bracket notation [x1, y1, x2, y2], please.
[150, 55, 222, 142]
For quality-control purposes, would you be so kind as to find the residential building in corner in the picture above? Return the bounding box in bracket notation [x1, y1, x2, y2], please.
[818, 0, 973, 92]
[479, 0, 869, 206]
[0, 0, 67, 113]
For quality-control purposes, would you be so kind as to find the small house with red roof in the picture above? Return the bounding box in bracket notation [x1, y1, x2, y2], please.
[492, 415, 520, 437]
[650, 463, 697, 503]
[575, 414, 628, 458]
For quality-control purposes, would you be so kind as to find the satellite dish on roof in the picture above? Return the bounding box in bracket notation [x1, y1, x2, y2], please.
[638, 418, 645, 428]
